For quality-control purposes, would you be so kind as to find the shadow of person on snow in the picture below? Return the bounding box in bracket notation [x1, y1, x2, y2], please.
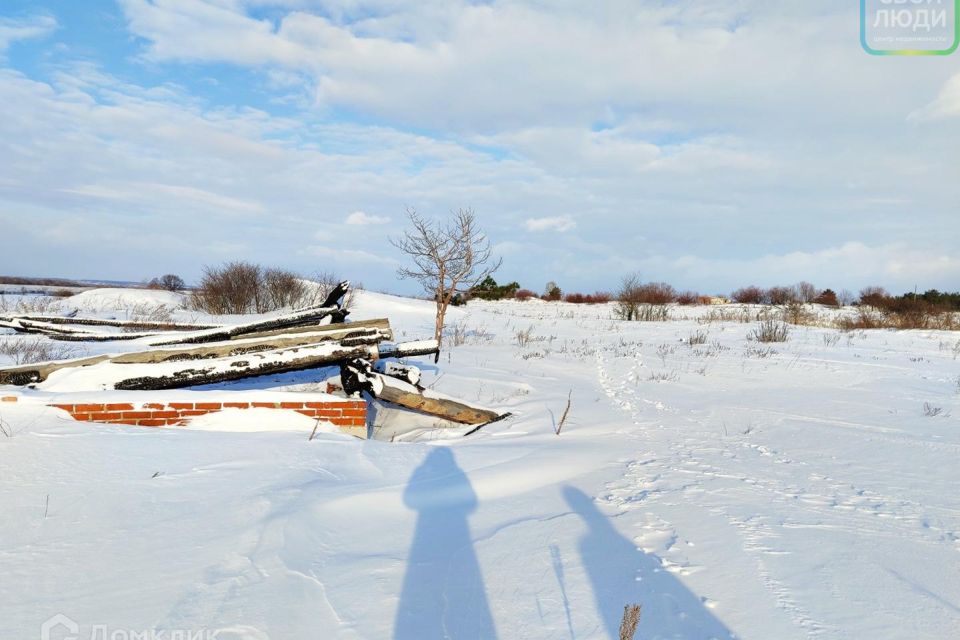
[394, 447, 497, 640]
[563, 486, 734, 639]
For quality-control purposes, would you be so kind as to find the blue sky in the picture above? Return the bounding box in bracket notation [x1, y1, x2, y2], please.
[0, 1, 958, 295]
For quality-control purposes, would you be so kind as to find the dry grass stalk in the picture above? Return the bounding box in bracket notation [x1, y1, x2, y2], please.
[555, 390, 571, 435]
[619, 603, 642, 640]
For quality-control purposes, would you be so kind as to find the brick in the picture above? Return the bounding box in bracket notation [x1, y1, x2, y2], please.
[105, 403, 134, 411]
[195, 402, 222, 410]
[317, 409, 343, 417]
[169, 403, 194, 410]
[280, 402, 304, 409]
[120, 411, 154, 420]
[1, 396, 17, 402]
[143, 403, 166, 410]
[342, 408, 368, 418]
[71, 413, 92, 421]
[150, 411, 181, 419]
[179, 410, 209, 417]
[51, 404, 74, 411]
[74, 404, 106, 413]
[89, 412, 117, 422]
[137, 419, 167, 427]
[223, 402, 250, 409]
[351, 417, 367, 426]
[330, 402, 360, 409]
[252, 402, 279, 408]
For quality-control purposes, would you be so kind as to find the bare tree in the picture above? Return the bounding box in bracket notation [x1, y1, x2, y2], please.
[392, 208, 501, 360]
[148, 274, 185, 291]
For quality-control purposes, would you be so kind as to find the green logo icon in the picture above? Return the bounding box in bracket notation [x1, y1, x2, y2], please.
[861, 0, 959, 55]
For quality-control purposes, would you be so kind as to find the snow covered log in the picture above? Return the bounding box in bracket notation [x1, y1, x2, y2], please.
[146, 305, 341, 345]
[0, 318, 91, 337]
[1, 310, 349, 344]
[341, 359, 499, 425]
[374, 361, 422, 386]
[0, 355, 112, 386]
[113, 342, 380, 390]
[111, 338, 432, 391]
[0, 320, 395, 386]
[0, 314, 219, 331]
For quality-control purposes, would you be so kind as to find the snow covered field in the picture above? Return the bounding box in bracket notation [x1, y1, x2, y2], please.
[2, 290, 959, 639]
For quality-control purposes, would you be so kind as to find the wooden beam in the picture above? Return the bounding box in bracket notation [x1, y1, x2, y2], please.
[0, 320, 393, 385]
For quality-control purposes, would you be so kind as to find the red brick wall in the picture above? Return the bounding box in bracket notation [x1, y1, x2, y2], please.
[49, 399, 367, 428]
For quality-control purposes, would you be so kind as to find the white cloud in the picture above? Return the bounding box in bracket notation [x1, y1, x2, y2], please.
[525, 215, 576, 233]
[0, 15, 57, 53]
[345, 210, 390, 225]
[908, 73, 960, 122]
[2, 4, 960, 294]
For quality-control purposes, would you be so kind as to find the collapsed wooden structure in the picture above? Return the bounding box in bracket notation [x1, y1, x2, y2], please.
[0, 282, 504, 431]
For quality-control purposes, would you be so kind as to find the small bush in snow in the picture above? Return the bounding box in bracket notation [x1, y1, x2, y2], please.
[191, 262, 346, 315]
[750, 318, 789, 343]
[0, 337, 82, 365]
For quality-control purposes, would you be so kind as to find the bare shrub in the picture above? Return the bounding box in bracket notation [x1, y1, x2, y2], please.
[838, 298, 957, 331]
[147, 274, 185, 291]
[514, 289, 537, 301]
[838, 307, 885, 331]
[859, 286, 889, 307]
[635, 304, 669, 322]
[687, 330, 708, 346]
[838, 289, 856, 306]
[0, 337, 82, 365]
[793, 281, 819, 303]
[446, 319, 469, 346]
[564, 292, 612, 304]
[191, 261, 263, 314]
[745, 345, 777, 358]
[750, 318, 789, 343]
[923, 402, 944, 417]
[615, 273, 642, 320]
[636, 282, 676, 304]
[766, 286, 796, 305]
[191, 262, 334, 315]
[616, 274, 673, 320]
[263, 268, 308, 309]
[782, 302, 816, 326]
[813, 289, 839, 307]
[515, 326, 535, 347]
[698, 307, 754, 324]
[543, 281, 562, 301]
[648, 370, 678, 382]
[676, 291, 701, 305]
[11, 296, 62, 314]
[49, 289, 75, 298]
[731, 286, 765, 304]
